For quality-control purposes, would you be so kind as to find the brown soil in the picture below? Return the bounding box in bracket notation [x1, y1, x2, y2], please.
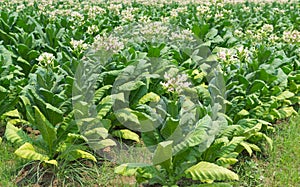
[15, 163, 56, 187]
[0, 125, 5, 137]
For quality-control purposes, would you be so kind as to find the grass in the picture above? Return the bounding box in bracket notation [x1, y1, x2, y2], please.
[1, 115, 299, 186]
[0, 139, 138, 186]
[233, 115, 300, 187]
[0, 141, 26, 187]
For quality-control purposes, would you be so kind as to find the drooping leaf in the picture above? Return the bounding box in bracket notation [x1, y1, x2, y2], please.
[115, 163, 153, 177]
[276, 90, 295, 100]
[88, 139, 116, 151]
[160, 117, 181, 141]
[67, 149, 97, 162]
[138, 92, 160, 104]
[185, 161, 239, 182]
[206, 28, 218, 39]
[93, 85, 112, 103]
[15, 143, 51, 163]
[112, 129, 140, 143]
[97, 95, 113, 119]
[173, 115, 213, 154]
[215, 157, 238, 167]
[247, 80, 267, 94]
[5, 123, 32, 146]
[115, 108, 141, 131]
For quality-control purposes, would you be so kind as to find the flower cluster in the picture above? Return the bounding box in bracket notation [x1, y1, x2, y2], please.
[261, 24, 274, 33]
[160, 72, 191, 94]
[136, 21, 170, 42]
[37, 52, 55, 67]
[92, 34, 125, 54]
[170, 7, 187, 17]
[85, 6, 106, 19]
[87, 25, 99, 35]
[217, 49, 240, 63]
[234, 29, 244, 37]
[121, 8, 137, 22]
[108, 3, 122, 15]
[196, 5, 210, 15]
[283, 30, 300, 43]
[170, 29, 195, 42]
[70, 38, 88, 53]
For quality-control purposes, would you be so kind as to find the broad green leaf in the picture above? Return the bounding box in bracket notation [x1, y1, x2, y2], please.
[237, 109, 249, 116]
[248, 80, 267, 94]
[278, 107, 297, 118]
[112, 129, 140, 143]
[45, 103, 64, 125]
[263, 134, 273, 150]
[20, 96, 35, 125]
[33, 106, 57, 152]
[17, 44, 30, 58]
[173, 115, 213, 154]
[115, 108, 141, 131]
[84, 127, 109, 140]
[118, 81, 145, 91]
[216, 137, 245, 158]
[152, 141, 173, 166]
[27, 50, 40, 61]
[185, 161, 239, 182]
[206, 28, 218, 39]
[239, 142, 253, 156]
[243, 123, 262, 139]
[88, 139, 116, 150]
[160, 117, 181, 141]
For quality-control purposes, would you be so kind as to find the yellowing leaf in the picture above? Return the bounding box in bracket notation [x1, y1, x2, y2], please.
[185, 161, 239, 182]
[15, 143, 49, 161]
[112, 129, 140, 143]
[138, 92, 160, 104]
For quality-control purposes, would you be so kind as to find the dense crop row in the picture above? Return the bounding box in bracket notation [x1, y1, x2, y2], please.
[0, 0, 299, 186]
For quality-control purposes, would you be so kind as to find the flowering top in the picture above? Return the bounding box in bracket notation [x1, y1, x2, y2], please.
[283, 30, 300, 43]
[160, 72, 192, 95]
[70, 38, 88, 53]
[92, 34, 125, 54]
[36, 52, 55, 67]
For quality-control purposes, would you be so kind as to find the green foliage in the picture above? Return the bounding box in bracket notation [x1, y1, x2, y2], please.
[0, 0, 299, 186]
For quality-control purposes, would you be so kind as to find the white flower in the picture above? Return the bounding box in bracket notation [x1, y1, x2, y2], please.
[87, 25, 99, 35]
[37, 52, 55, 67]
[70, 11, 84, 21]
[170, 29, 195, 42]
[261, 24, 274, 33]
[70, 38, 88, 53]
[121, 8, 135, 22]
[217, 51, 227, 61]
[92, 34, 125, 54]
[234, 30, 244, 37]
[283, 30, 300, 43]
[161, 72, 191, 94]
